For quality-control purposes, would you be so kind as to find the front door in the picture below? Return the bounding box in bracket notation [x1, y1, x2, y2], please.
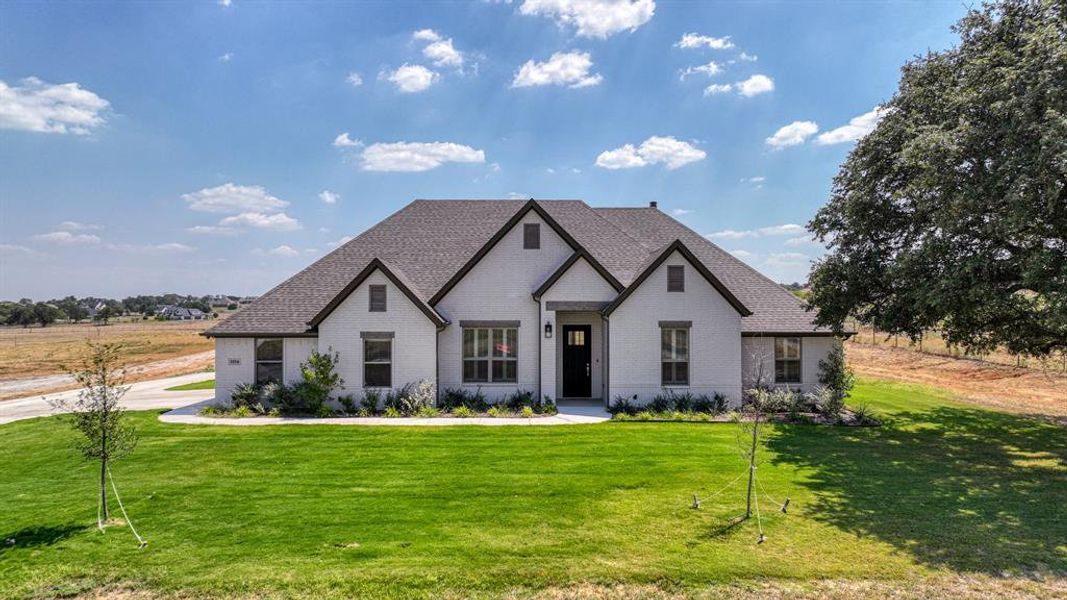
[562, 325, 592, 397]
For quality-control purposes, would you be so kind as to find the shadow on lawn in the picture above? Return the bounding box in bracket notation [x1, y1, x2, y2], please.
[0, 524, 88, 555]
[767, 406, 1067, 574]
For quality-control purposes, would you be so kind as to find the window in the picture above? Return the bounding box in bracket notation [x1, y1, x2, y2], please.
[363, 338, 392, 387]
[567, 329, 585, 346]
[775, 337, 802, 383]
[369, 285, 386, 312]
[463, 327, 517, 382]
[667, 265, 685, 292]
[661, 328, 689, 385]
[255, 338, 283, 384]
[523, 223, 540, 249]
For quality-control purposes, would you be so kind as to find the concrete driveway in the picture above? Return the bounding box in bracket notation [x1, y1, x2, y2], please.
[0, 372, 215, 425]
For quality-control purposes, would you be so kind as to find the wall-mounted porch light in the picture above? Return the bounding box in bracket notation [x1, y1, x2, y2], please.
[544, 320, 553, 338]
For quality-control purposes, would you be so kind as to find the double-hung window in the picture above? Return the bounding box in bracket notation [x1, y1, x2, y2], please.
[255, 338, 283, 384]
[660, 327, 689, 386]
[363, 335, 392, 387]
[774, 337, 802, 383]
[463, 327, 517, 383]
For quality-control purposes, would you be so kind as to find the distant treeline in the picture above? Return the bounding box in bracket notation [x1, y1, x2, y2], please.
[0, 294, 250, 327]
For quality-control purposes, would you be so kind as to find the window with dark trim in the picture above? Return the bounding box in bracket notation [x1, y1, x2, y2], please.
[363, 338, 392, 387]
[369, 285, 386, 312]
[255, 338, 283, 384]
[774, 337, 802, 383]
[523, 223, 540, 249]
[660, 328, 689, 385]
[463, 327, 517, 382]
[667, 265, 685, 292]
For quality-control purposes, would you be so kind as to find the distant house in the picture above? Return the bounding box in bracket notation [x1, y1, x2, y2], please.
[158, 305, 207, 321]
[207, 295, 232, 308]
[206, 199, 843, 407]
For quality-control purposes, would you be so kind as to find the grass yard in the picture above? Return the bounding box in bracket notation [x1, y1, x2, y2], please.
[163, 379, 215, 391]
[0, 379, 1063, 598]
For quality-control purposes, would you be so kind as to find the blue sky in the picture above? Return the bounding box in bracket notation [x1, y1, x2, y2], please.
[0, 0, 969, 299]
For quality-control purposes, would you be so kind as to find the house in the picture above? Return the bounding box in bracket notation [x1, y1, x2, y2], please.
[159, 305, 207, 321]
[205, 199, 841, 407]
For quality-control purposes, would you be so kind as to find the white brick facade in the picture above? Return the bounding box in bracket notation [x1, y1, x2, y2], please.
[741, 335, 835, 394]
[607, 250, 744, 405]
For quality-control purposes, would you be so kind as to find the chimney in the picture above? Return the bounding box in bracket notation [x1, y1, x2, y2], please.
[649, 201, 658, 208]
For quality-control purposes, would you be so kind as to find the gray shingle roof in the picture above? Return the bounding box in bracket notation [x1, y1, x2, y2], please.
[206, 199, 827, 336]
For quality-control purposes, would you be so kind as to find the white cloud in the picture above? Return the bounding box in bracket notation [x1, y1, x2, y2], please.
[319, 190, 340, 204]
[595, 136, 705, 170]
[706, 224, 804, 240]
[736, 74, 774, 97]
[512, 51, 602, 88]
[0, 77, 110, 135]
[413, 29, 441, 42]
[181, 183, 289, 214]
[142, 243, 195, 254]
[703, 83, 733, 95]
[360, 141, 485, 172]
[383, 64, 438, 93]
[742, 176, 766, 184]
[1, 244, 44, 257]
[414, 30, 465, 68]
[327, 235, 354, 248]
[766, 121, 819, 148]
[785, 235, 821, 247]
[739, 52, 758, 62]
[816, 107, 888, 145]
[670, 208, 691, 216]
[519, 0, 655, 39]
[705, 229, 757, 240]
[679, 61, 721, 80]
[333, 132, 362, 148]
[728, 249, 756, 260]
[186, 225, 241, 236]
[676, 33, 733, 50]
[764, 252, 810, 268]
[219, 212, 301, 231]
[218, 52, 234, 63]
[266, 245, 299, 257]
[33, 231, 101, 245]
[346, 72, 363, 86]
[218, 0, 232, 6]
[57, 221, 101, 231]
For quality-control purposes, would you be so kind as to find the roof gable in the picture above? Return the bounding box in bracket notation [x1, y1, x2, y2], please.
[532, 250, 624, 301]
[602, 240, 752, 317]
[308, 258, 448, 329]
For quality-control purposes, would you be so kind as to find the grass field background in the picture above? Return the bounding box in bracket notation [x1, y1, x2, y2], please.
[0, 379, 1063, 598]
[164, 379, 215, 391]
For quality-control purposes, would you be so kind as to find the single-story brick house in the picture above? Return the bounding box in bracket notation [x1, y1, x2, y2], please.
[205, 199, 840, 407]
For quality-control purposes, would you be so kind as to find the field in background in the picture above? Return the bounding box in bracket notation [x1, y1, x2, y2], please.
[0, 319, 221, 400]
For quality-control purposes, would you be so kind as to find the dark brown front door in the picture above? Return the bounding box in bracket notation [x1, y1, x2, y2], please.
[562, 325, 592, 397]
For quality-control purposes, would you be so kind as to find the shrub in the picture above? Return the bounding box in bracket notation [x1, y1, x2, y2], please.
[439, 387, 488, 412]
[338, 395, 356, 414]
[261, 381, 299, 412]
[361, 390, 380, 413]
[538, 395, 558, 415]
[818, 342, 855, 408]
[504, 389, 536, 410]
[648, 391, 673, 413]
[691, 394, 714, 414]
[295, 349, 344, 415]
[450, 405, 475, 418]
[415, 405, 441, 418]
[398, 380, 435, 415]
[521, 406, 535, 418]
[230, 382, 260, 409]
[806, 384, 844, 420]
[609, 396, 639, 416]
[487, 405, 512, 418]
[713, 392, 728, 413]
[671, 391, 694, 412]
[232, 405, 253, 418]
[851, 402, 880, 426]
[383, 406, 402, 418]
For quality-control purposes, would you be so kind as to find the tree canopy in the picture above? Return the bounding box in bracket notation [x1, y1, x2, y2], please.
[808, 0, 1067, 357]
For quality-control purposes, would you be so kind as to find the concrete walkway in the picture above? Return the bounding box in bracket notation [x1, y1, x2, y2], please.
[0, 372, 215, 425]
[160, 399, 611, 426]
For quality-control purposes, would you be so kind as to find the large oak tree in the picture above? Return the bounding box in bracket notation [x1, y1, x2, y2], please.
[808, 0, 1067, 357]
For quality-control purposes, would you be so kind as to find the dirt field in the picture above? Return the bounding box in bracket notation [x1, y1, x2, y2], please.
[0, 319, 218, 400]
[846, 341, 1067, 424]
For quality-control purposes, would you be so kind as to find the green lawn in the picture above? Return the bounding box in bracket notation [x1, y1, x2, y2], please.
[163, 379, 214, 391]
[0, 379, 1063, 598]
